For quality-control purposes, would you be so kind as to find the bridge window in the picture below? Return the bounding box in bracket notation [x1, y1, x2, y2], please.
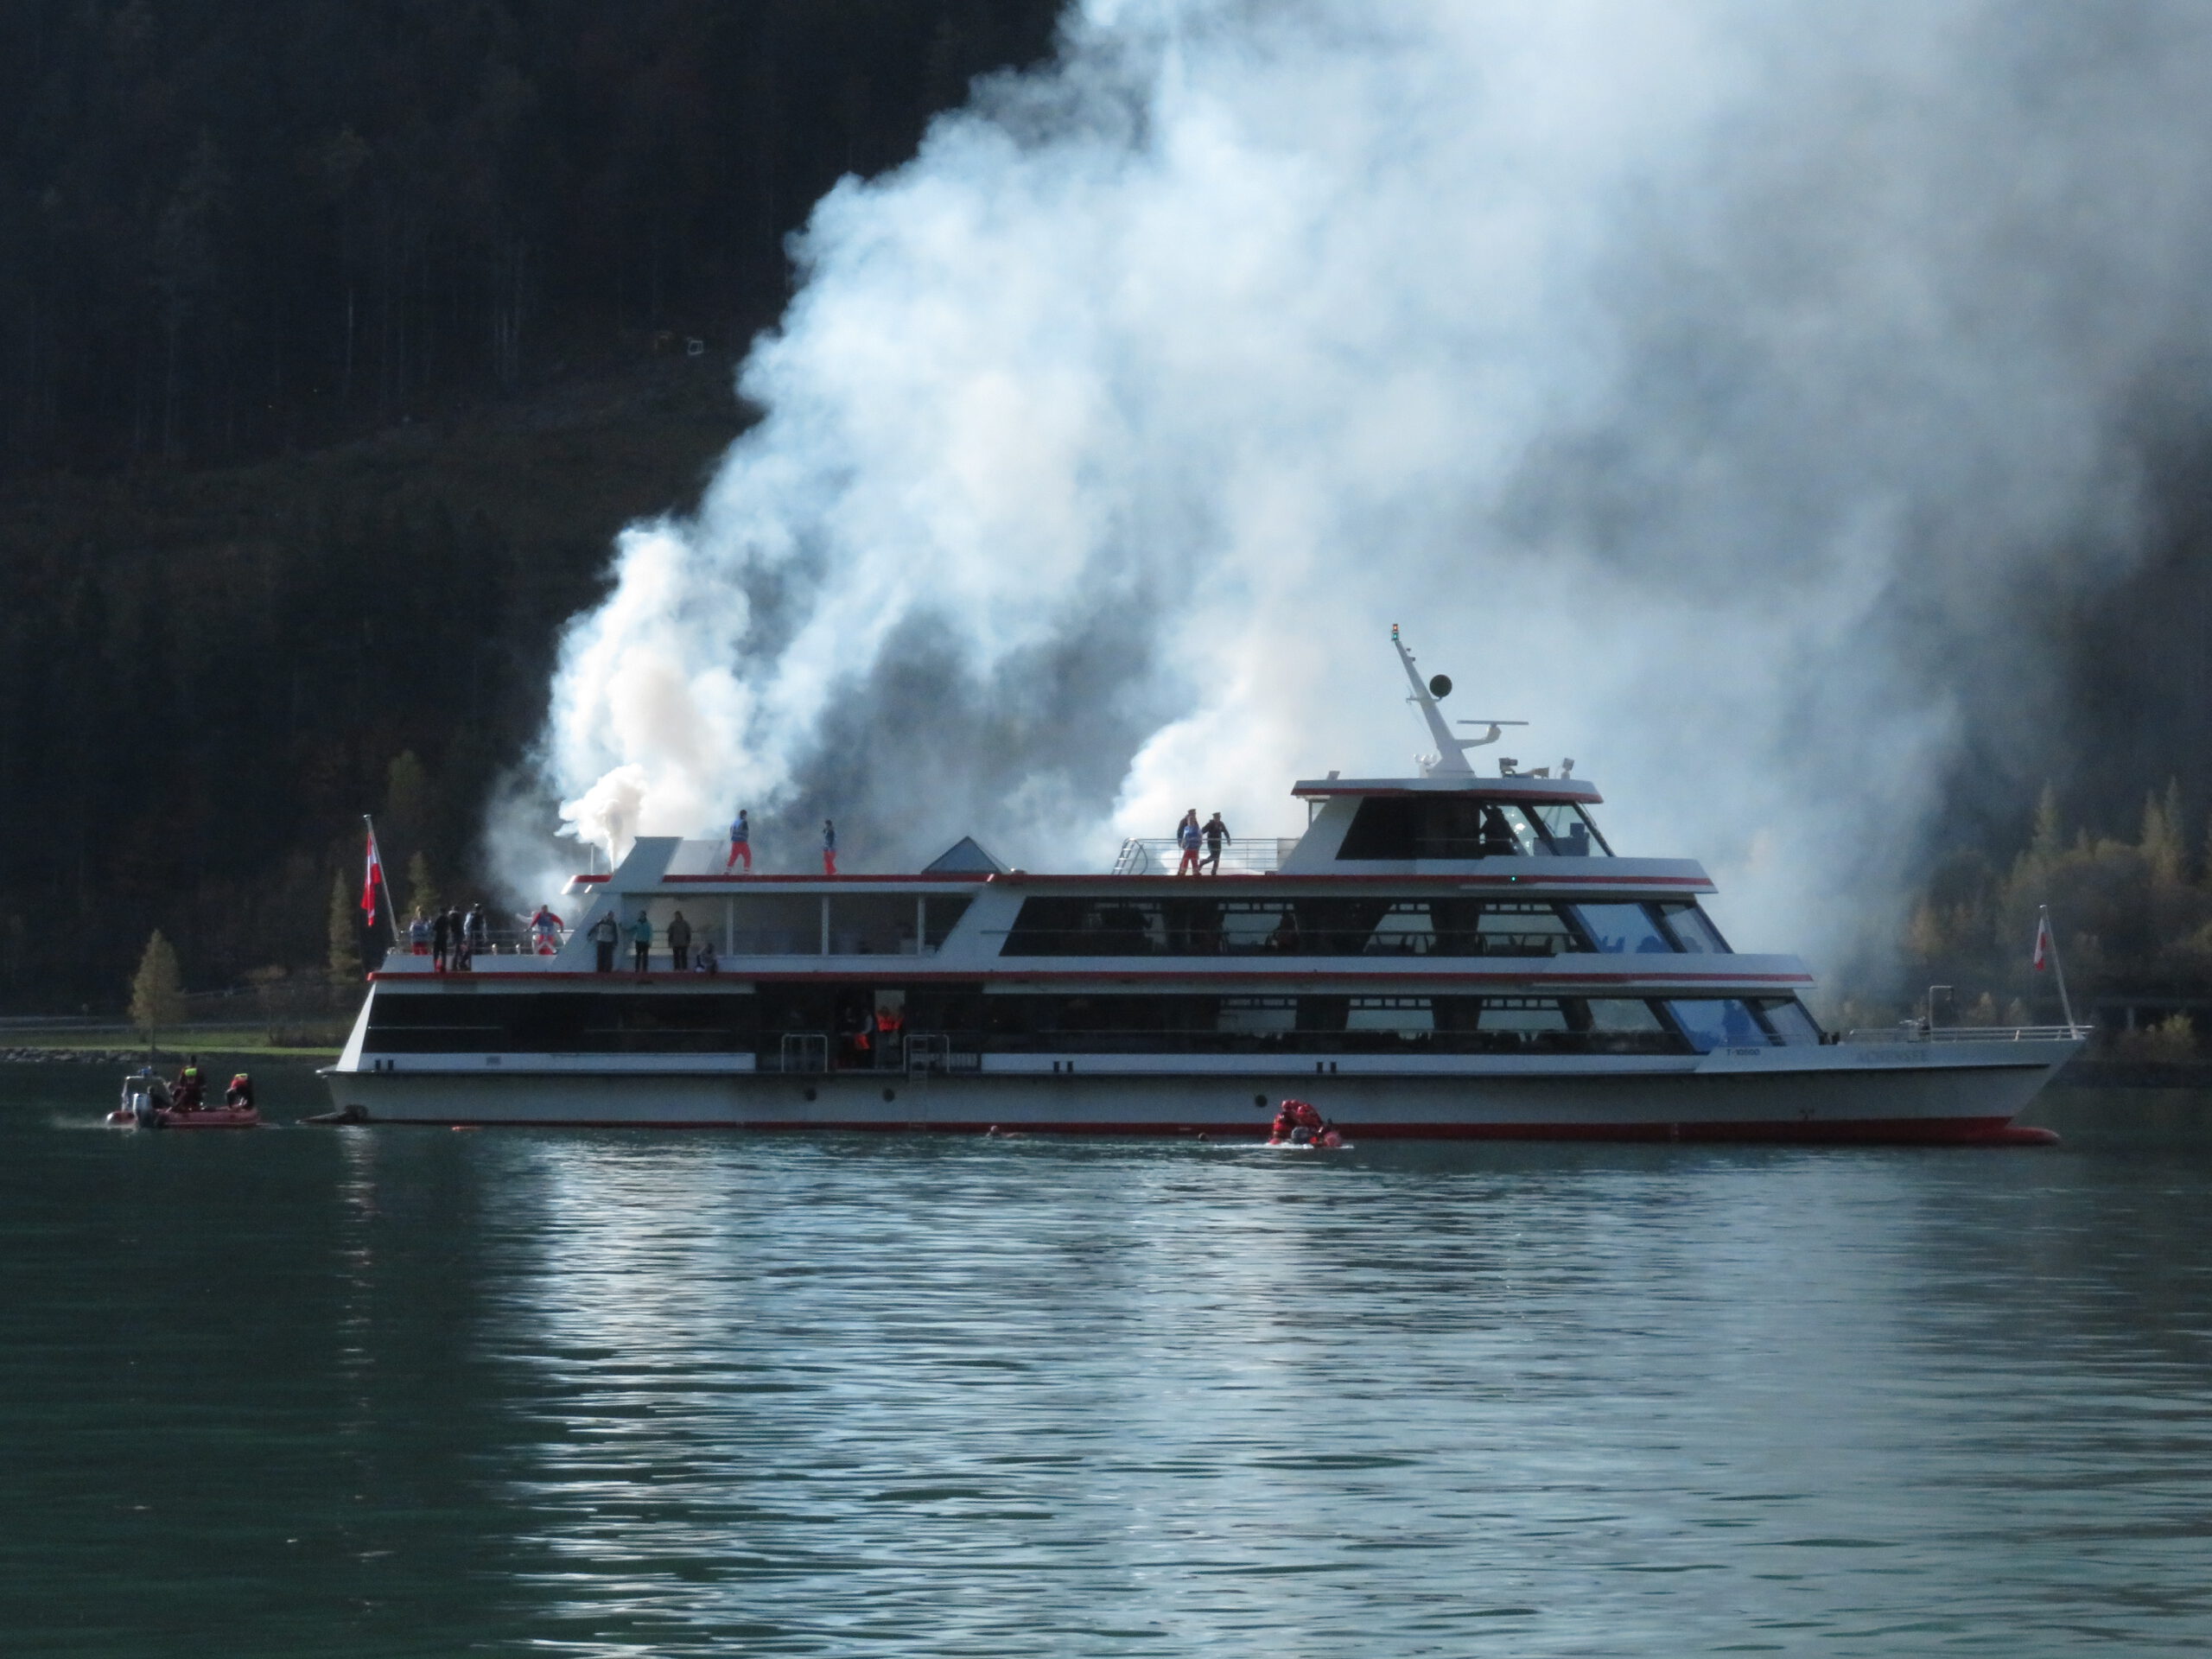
[1530, 803, 1613, 856]
[1751, 997, 1823, 1045]
[1571, 903, 1675, 955]
[1665, 998, 1767, 1052]
[1657, 903, 1731, 954]
[1336, 795, 1598, 860]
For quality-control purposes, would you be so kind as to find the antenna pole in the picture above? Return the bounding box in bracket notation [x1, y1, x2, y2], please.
[2041, 905, 2078, 1033]
[1390, 625, 1491, 773]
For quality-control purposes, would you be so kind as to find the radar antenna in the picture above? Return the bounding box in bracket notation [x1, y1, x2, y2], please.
[1389, 626, 1524, 776]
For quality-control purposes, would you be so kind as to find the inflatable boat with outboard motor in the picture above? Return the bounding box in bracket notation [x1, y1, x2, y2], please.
[108, 1066, 261, 1129]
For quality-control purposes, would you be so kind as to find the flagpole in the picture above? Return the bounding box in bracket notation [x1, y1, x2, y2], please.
[364, 813, 401, 950]
[2040, 904, 2078, 1033]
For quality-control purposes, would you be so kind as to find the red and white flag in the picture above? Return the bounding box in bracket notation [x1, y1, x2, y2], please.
[362, 827, 388, 927]
[2031, 912, 2052, 972]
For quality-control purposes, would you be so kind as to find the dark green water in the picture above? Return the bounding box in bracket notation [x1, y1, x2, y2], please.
[4, 1065, 2209, 1656]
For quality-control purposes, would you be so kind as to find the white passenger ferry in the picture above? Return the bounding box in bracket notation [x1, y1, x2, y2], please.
[324, 632, 2081, 1141]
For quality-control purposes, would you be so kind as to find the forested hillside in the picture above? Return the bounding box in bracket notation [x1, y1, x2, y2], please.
[0, 0, 1061, 1008]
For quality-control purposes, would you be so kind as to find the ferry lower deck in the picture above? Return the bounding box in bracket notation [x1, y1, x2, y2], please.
[324, 990, 2075, 1142]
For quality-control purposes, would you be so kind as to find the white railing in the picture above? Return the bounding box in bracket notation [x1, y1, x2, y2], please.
[1111, 837, 1302, 875]
[1841, 1024, 2089, 1045]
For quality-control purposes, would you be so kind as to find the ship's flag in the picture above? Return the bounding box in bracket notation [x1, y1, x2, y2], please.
[362, 827, 388, 927]
[2031, 912, 2052, 972]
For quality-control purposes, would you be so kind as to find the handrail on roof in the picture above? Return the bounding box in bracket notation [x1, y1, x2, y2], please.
[1110, 837, 1303, 875]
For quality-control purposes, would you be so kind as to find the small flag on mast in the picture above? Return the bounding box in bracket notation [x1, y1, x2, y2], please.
[2031, 912, 2052, 972]
[362, 826, 388, 928]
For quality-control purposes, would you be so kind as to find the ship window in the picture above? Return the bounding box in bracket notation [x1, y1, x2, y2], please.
[1336, 795, 1580, 861]
[923, 897, 972, 950]
[1479, 804, 1548, 858]
[1336, 797, 1417, 858]
[363, 992, 757, 1053]
[1530, 803, 1612, 856]
[1657, 903, 1731, 954]
[1571, 903, 1675, 955]
[726, 893, 827, 956]
[1218, 997, 1298, 1034]
[1475, 996, 1570, 1033]
[1368, 902, 1436, 956]
[1346, 995, 1434, 1034]
[1476, 903, 1574, 957]
[825, 893, 918, 956]
[1665, 999, 1769, 1052]
[1216, 901, 1299, 952]
[1751, 997, 1823, 1046]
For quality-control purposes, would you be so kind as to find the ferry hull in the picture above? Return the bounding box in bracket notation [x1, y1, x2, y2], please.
[320, 1045, 2073, 1144]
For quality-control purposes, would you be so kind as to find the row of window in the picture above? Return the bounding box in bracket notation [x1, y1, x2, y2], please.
[1000, 897, 1730, 958]
[361, 988, 1815, 1056]
[1335, 796, 1613, 861]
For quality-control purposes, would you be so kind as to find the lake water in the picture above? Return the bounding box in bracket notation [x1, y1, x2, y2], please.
[4, 1063, 2209, 1656]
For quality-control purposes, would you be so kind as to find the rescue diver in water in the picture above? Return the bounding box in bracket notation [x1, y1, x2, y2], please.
[1268, 1098, 1338, 1146]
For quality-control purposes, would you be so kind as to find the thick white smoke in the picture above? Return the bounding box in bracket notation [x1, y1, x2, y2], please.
[513, 0, 2212, 979]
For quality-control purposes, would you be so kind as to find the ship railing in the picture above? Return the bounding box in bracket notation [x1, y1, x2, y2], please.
[905, 1033, 981, 1075]
[378, 927, 567, 963]
[772, 1033, 830, 1074]
[1110, 837, 1303, 875]
[1840, 1023, 2090, 1045]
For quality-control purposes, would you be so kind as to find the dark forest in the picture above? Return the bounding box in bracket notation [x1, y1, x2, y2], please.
[0, 0, 1061, 1008]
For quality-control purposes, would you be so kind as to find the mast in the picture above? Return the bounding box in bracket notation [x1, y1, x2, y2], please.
[1389, 625, 1506, 775]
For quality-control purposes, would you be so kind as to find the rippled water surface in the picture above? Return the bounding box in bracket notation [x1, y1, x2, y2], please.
[4, 1065, 2210, 1656]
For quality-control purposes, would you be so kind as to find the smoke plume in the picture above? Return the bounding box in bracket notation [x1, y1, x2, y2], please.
[512, 0, 2212, 981]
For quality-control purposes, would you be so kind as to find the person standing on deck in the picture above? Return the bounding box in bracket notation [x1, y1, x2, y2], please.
[465, 902, 490, 961]
[1175, 810, 1203, 876]
[726, 809, 752, 872]
[446, 906, 469, 970]
[667, 910, 693, 970]
[526, 904, 564, 955]
[431, 906, 452, 972]
[409, 907, 431, 956]
[1201, 812, 1231, 875]
[630, 909, 654, 973]
[589, 910, 619, 972]
[822, 819, 838, 876]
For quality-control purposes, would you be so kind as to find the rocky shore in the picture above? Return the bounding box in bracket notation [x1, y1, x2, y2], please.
[2, 1048, 146, 1065]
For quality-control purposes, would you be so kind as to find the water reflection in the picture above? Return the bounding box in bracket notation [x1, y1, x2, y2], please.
[463, 1135, 2212, 1656]
[5, 1069, 2210, 1656]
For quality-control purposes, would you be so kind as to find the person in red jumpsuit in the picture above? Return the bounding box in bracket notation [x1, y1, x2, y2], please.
[1268, 1098, 1338, 1146]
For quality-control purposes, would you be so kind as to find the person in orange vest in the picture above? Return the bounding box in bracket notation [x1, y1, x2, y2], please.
[874, 1004, 902, 1065]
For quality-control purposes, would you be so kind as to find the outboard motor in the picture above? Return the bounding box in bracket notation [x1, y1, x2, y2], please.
[121, 1069, 163, 1128]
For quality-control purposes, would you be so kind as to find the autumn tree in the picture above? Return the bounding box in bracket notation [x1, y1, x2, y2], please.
[129, 931, 187, 1047]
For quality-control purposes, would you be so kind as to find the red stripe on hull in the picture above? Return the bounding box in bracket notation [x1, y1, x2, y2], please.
[349, 1115, 2056, 1146]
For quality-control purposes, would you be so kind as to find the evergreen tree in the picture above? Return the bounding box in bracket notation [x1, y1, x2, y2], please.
[2027, 783, 2063, 865]
[129, 931, 186, 1044]
[327, 870, 361, 986]
[2141, 779, 2186, 887]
